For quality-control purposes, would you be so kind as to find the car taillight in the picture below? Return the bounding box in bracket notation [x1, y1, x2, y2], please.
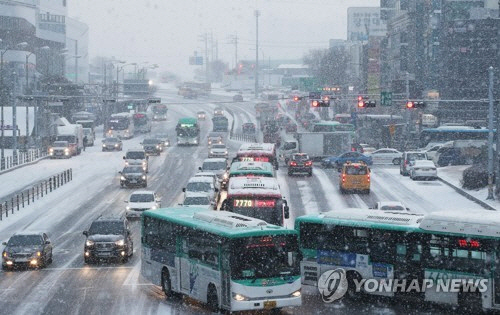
[367, 174, 370, 182]
[405, 160, 408, 165]
[290, 161, 297, 166]
[305, 161, 312, 166]
[342, 174, 346, 183]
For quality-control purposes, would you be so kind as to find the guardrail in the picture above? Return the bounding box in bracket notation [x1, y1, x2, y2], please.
[0, 149, 48, 171]
[0, 168, 72, 220]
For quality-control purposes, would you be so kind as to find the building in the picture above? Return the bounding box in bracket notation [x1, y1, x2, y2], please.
[347, 7, 387, 41]
[0, 0, 89, 91]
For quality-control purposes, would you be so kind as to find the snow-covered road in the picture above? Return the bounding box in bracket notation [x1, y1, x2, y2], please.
[0, 88, 488, 315]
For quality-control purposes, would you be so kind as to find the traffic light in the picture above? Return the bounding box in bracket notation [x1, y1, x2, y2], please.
[311, 99, 329, 107]
[357, 96, 376, 108]
[406, 101, 425, 109]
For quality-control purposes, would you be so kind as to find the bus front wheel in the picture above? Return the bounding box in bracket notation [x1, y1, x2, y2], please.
[162, 269, 174, 298]
[207, 284, 219, 312]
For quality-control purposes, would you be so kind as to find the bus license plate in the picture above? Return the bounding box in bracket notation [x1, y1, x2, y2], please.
[264, 301, 276, 309]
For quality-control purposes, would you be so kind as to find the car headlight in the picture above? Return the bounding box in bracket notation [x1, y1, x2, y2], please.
[86, 240, 94, 247]
[224, 150, 228, 154]
[64, 148, 69, 152]
[156, 145, 160, 149]
[125, 161, 129, 166]
[36, 251, 41, 257]
[121, 176, 126, 181]
[151, 205, 158, 210]
[126, 206, 130, 210]
[194, 140, 198, 144]
[2, 251, 9, 258]
[223, 173, 229, 179]
[102, 144, 106, 147]
[232, 293, 249, 301]
[142, 175, 146, 180]
[49, 148, 54, 152]
[115, 144, 118, 147]
[291, 290, 301, 297]
[142, 161, 147, 166]
[115, 239, 125, 246]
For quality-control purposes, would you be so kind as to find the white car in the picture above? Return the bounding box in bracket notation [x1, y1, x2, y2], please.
[182, 176, 219, 202]
[410, 160, 438, 180]
[366, 148, 402, 165]
[208, 144, 228, 158]
[125, 190, 161, 218]
[423, 144, 443, 164]
[180, 192, 214, 210]
[200, 158, 228, 181]
[373, 201, 409, 211]
[193, 171, 221, 190]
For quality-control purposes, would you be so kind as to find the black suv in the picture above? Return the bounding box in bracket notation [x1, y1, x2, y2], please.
[83, 217, 133, 263]
[288, 153, 313, 176]
[141, 138, 162, 155]
[2, 232, 53, 269]
[120, 166, 147, 188]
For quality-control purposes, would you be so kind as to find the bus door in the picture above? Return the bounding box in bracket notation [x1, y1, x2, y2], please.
[394, 233, 425, 299]
[220, 246, 232, 309]
[180, 239, 191, 293]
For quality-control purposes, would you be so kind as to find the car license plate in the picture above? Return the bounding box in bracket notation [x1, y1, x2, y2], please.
[98, 252, 111, 257]
[264, 301, 277, 309]
[130, 180, 137, 183]
[422, 168, 429, 171]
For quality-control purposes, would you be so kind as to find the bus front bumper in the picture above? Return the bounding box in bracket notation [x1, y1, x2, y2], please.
[230, 295, 301, 311]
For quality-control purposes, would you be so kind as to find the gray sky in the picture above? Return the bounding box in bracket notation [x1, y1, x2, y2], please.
[70, 0, 378, 77]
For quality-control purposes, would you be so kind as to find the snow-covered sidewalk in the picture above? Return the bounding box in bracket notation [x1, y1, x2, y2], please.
[438, 165, 499, 210]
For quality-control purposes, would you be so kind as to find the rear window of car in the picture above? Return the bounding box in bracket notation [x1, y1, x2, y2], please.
[407, 153, 427, 160]
[345, 165, 368, 175]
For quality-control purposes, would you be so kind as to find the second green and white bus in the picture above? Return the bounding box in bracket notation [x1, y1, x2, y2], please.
[296, 208, 500, 312]
[141, 208, 301, 313]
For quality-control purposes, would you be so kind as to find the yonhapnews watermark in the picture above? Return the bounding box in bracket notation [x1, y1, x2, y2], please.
[317, 268, 488, 303]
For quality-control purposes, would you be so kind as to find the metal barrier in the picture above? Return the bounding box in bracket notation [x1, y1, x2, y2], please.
[0, 168, 73, 220]
[230, 133, 257, 142]
[0, 149, 47, 171]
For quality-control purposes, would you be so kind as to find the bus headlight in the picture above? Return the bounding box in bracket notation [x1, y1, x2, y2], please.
[85, 240, 94, 247]
[102, 144, 106, 148]
[156, 145, 160, 149]
[291, 290, 301, 297]
[232, 293, 249, 301]
[121, 176, 126, 181]
[115, 239, 125, 246]
[126, 206, 131, 210]
[114, 144, 118, 147]
[151, 205, 158, 210]
[142, 175, 146, 180]
[223, 173, 228, 179]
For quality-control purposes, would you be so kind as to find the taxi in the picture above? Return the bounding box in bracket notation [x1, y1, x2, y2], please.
[339, 162, 370, 194]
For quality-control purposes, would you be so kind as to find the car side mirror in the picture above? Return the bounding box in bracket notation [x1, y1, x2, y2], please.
[2, 241, 6, 246]
[406, 207, 410, 211]
[198, 167, 202, 171]
[124, 200, 128, 203]
[126, 229, 131, 236]
[118, 171, 122, 174]
[182, 188, 186, 192]
[178, 203, 183, 206]
[123, 156, 126, 160]
[215, 188, 219, 193]
[101, 139, 105, 143]
[140, 142, 143, 145]
[45, 240, 51, 245]
[428, 157, 433, 160]
[83, 231, 88, 237]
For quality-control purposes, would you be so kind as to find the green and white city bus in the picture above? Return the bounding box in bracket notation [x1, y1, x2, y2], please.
[176, 117, 200, 145]
[295, 209, 500, 311]
[141, 208, 301, 313]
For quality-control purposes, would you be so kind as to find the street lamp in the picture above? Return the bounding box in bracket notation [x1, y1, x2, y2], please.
[0, 40, 30, 168]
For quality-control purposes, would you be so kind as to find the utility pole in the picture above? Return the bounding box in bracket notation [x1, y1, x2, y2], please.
[487, 66, 494, 200]
[228, 33, 238, 78]
[204, 33, 209, 83]
[405, 71, 410, 147]
[254, 10, 260, 99]
[11, 71, 18, 164]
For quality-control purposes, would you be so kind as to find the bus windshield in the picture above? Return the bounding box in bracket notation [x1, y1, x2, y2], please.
[152, 105, 167, 114]
[134, 114, 148, 126]
[230, 198, 281, 225]
[109, 118, 129, 130]
[230, 235, 299, 280]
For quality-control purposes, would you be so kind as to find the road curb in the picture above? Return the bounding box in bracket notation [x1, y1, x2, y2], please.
[0, 156, 49, 176]
[437, 176, 496, 210]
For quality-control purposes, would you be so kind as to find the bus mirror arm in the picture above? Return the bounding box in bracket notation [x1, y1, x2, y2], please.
[284, 205, 290, 219]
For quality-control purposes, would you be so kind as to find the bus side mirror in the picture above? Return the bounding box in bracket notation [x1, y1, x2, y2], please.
[284, 205, 290, 219]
